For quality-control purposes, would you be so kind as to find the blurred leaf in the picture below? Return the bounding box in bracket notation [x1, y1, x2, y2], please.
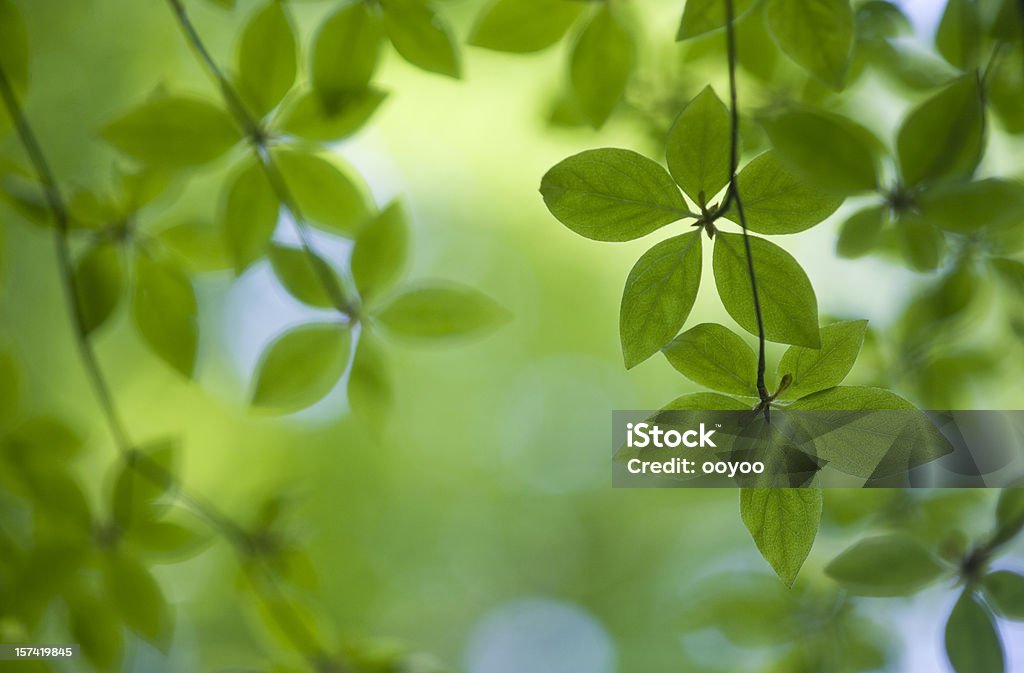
[275, 88, 386, 142]
[936, 0, 981, 70]
[251, 322, 352, 413]
[8, 416, 83, 460]
[677, 0, 757, 40]
[113, 439, 177, 529]
[897, 75, 984, 186]
[132, 251, 198, 377]
[825, 535, 945, 595]
[348, 334, 392, 431]
[375, 284, 509, 339]
[663, 323, 757, 395]
[352, 201, 408, 304]
[540, 148, 690, 241]
[856, 0, 912, 42]
[468, 0, 583, 53]
[237, 1, 297, 118]
[252, 591, 322, 655]
[666, 86, 731, 204]
[68, 188, 119, 229]
[0, 349, 18, 421]
[157, 220, 232, 273]
[983, 571, 1024, 621]
[311, 2, 383, 108]
[268, 243, 341, 309]
[101, 96, 239, 169]
[273, 149, 370, 236]
[778, 320, 867, 399]
[119, 167, 171, 212]
[0, 0, 29, 97]
[762, 108, 881, 194]
[945, 591, 1004, 673]
[990, 45, 1024, 134]
[74, 242, 123, 334]
[918, 179, 1024, 233]
[221, 156, 279, 274]
[837, 205, 886, 258]
[788, 385, 915, 410]
[740, 488, 822, 587]
[619, 232, 703, 369]
[67, 590, 123, 671]
[993, 488, 1024, 546]
[380, 0, 461, 78]
[569, 4, 634, 128]
[732, 150, 843, 234]
[679, 574, 798, 645]
[764, 0, 854, 88]
[713, 232, 820, 347]
[895, 213, 945, 271]
[124, 517, 210, 562]
[103, 552, 172, 648]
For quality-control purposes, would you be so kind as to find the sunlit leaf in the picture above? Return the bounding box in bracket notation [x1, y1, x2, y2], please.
[251, 322, 352, 413]
[348, 334, 392, 431]
[945, 591, 1004, 673]
[469, 0, 583, 53]
[764, 0, 855, 88]
[917, 179, 1024, 233]
[778, 320, 867, 399]
[221, 156, 279, 274]
[663, 323, 757, 395]
[237, 1, 297, 117]
[666, 86, 731, 204]
[837, 205, 886, 258]
[569, 4, 634, 128]
[741, 488, 822, 587]
[676, 0, 757, 40]
[352, 200, 408, 304]
[112, 439, 177, 528]
[380, 0, 461, 78]
[124, 516, 210, 563]
[311, 2, 384, 108]
[273, 149, 370, 236]
[825, 535, 945, 595]
[375, 284, 509, 339]
[158, 220, 232, 273]
[275, 88, 386, 142]
[732, 150, 843, 234]
[788, 385, 915, 410]
[268, 243, 342, 309]
[73, 242, 123, 335]
[132, 252, 198, 377]
[897, 75, 984, 186]
[661, 392, 751, 410]
[540, 149, 690, 241]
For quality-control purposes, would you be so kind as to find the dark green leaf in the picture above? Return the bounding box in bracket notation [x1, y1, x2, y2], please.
[101, 96, 239, 169]
[375, 284, 509, 339]
[620, 232, 703, 369]
[663, 323, 757, 395]
[352, 200, 408, 303]
[132, 252, 198, 377]
[676, 0, 757, 40]
[762, 109, 881, 194]
[268, 244, 341, 309]
[251, 322, 352, 412]
[569, 4, 634, 128]
[275, 88, 386, 142]
[993, 488, 1024, 546]
[983, 571, 1024, 621]
[837, 205, 886, 258]
[765, 0, 855, 88]
[0, 349, 18, 421]
[778, 320, 867, 399]
[990, 45, 1024, 135]
[713, 232, 820, 348]
[732, 151, 843, 234]
[0, 0, 29, 98]
[74, 242, 123, 334]
[67, 590, 123, 671]
[380, 0, 461, 78]
[103, 552, 172, 648]
[273, 149, 370, 236]
[348, 334, 392, 431]
[945, 591, 1004, 673]
[8, 416, 84, 460]
[540, 148, 690, 241]
[897, 75, 984, 186]
[741, 488, 822, 587]
[825, 535, 945, 595]
[237, 1, 297, 117]
[112, 439, 177, 528]
[918, 179, 1024, 233]
[468, 0, 583, 53]
[221, 156, 279, 274]
[895, 213, 945, 271]
[666, 86, 731, 204]
[158, 220, 232, 273]
[311, 2, 384, 107]
[936, 0, 981, 70]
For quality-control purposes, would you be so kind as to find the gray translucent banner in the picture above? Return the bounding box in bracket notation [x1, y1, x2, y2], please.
[612, 410, 1024, 488]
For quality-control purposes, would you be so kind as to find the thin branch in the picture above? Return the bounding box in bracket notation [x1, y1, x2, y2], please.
[165, 0, 355, 318]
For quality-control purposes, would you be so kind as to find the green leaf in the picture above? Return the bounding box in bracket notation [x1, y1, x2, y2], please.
[221, 156, 279, 274]
[251, 322, 352, 413]
[74, 242, 123, 335]
[983, 571, 1024, 621]
[352, 200, 408, 303]
[348, 334, 392, 431]
[237, 1, 297, 118]
[619, 232, 703, 369]
[569, 4, 634, 128]
[132, 252, 198, 377]
[157, 220, 232, 273]
[112, 439, 177, 528]
[778, 320, 867, 399]
[666, 86, 731, 204]
[917, 179, 1024, 233]
[740, 488, 822, 587]
[380, 0, 461, 78]
[897, 75, 984, 186]
[0, 349, 18, 421]
[375, 284, 509, 339]
[101, 96, 239, 169]
[895, 213, 945, 271]
[661, 392, 751, 411]
[311, 2, 384, 107]
[468, 0, 583, 53]
[268, 244, 342, 309]
[0, 0, 29, 97]
[8, 416, 84, 460]
[124, 517, 209, 562]
[764, 0, 855, 88]
[273, 149, 370, 236]
[676, 0, 757, 40]
[993, 488, 1024, 546]
[67, 590, 123, 671]
[103, 552, 172, 648]
[788, 385, 915, 410]
[945, 591, 1004, 673]
[713, 232, 820, 348]
[540, 149, 690, 242]
[762, 109, 881, 194]
[275, 88, 387, 142]
[936, 0, 981, 70]
[663, 323, 757, 395]
[732, 151, 843, 234]
[825, 535, 945, 595]
[990, 44, 1024, 135]
[837, 205, 886, 258]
